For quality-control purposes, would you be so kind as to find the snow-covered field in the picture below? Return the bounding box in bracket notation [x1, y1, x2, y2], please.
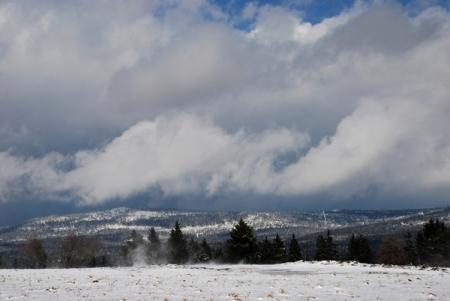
[1, 262, 449, 300]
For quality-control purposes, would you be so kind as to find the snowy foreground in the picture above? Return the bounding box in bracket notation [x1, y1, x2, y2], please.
[1, 262, 449, 300]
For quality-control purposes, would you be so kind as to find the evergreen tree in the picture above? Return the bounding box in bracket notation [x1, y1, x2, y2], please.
[197, 239, 212, 262]
[167, 221, 189, 264]
[416, 219, 450, 266]
[315, 230, 338, 261]
[258, 237, 275, 264]
[147, 227, 161, 262]
[325, 230, 338, 260]
[120, 230, 144, 264]
[315, 234, 327, 261]
[225, 218, 257, 263]
[347, 234, 372, 263]
[347, 234, 356, 259]
[288, 234, 303, 262]
[129, 230, 144, 249]
[272, 234, 287, 263]
[416, 231, 425, 263]
[187, 238, 200, 262]
[403, 231, 418, 265]
[148, 227, 160, 247]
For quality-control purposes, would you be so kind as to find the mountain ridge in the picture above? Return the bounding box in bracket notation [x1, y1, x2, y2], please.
[1, 206, 449, 244]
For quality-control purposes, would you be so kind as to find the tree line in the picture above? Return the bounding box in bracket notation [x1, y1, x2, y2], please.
[1, 218, 449, 268]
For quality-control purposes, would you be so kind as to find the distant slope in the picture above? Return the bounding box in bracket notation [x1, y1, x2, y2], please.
[1, 206, 449, 253]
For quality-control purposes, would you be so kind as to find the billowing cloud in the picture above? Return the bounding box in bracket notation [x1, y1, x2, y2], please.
[64, 114, 309, 203]
[0, 1, 449, 208]
[0, 114, 309, 204]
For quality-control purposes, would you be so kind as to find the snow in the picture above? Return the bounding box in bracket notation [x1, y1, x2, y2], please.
[1, 262, 449, 300]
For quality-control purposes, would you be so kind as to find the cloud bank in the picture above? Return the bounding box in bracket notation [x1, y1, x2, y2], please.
[0, 0, 450, 208]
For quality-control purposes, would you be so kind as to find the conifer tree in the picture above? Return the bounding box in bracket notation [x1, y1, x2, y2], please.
[325, 230, 338, 260]
[272, 234, 287, 263]
[148, 227, 160, 246]
[347, 234, 372, 263]
[147, 227, 161, 262]
[315, 230, 338, 261]
[315, 234, 327, 261]
[258, 236, 275, 263]
[416, 219, 450, 266]
[225, 218, 257, 263]
[168, 221, 189, 264]
[197, 239, 212, 262]
[347, 234, 356, 258]
[127, 230, 144, 250]
[288, 234, 303, 262]
[403, 231, 418, 265]
[121, 230, 144, 264]
[187, 238, 200, 262]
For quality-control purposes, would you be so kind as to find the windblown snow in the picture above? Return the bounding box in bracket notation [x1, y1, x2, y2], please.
[1, 261, 449, 300]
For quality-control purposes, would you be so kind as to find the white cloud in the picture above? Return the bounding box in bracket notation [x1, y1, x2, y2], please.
[0, 114, 309, 204]
[64, 114, 309, 204]
[248, 2, 366, 44]
[241, 2, 259, 21]
[0, 1, 449, 207]
[0, 151, 64, 201]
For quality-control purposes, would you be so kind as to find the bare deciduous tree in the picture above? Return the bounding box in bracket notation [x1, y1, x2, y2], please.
[60, 233, 101, 268]
[23, 236, 47, 268]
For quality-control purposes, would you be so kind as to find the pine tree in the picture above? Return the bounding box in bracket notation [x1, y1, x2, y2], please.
[272, 234, 287, 263]
[187, 238, 200, 262]
[168, 221, 189, 264]
[225, 218, 257, 263]
[347, 234, 356, 259]
[258, 237, 275, 263]
[120, 230, 144, 265]
[148, 227, 160, 246]
[147, 227, 161, 262]
[315, 234, 327, 261]
[326, 230, 338, 260]
[288, 234, 303, 262]
[315, 230, 338, 261]
[129, 230, 144, 248]
[347, 234, 372, 263]
[416, 219, 450, 266]
[403, 231, 417, 265]
[416, 231, 425, 262]
[197, 239, 212, 262]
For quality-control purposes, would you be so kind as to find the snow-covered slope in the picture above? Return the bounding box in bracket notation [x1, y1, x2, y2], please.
[1, 261, 448, 300]
[1, 207, 449, 251]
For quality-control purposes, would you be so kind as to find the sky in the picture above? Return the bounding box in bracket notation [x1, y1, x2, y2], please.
[0, 0, 450, 225]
